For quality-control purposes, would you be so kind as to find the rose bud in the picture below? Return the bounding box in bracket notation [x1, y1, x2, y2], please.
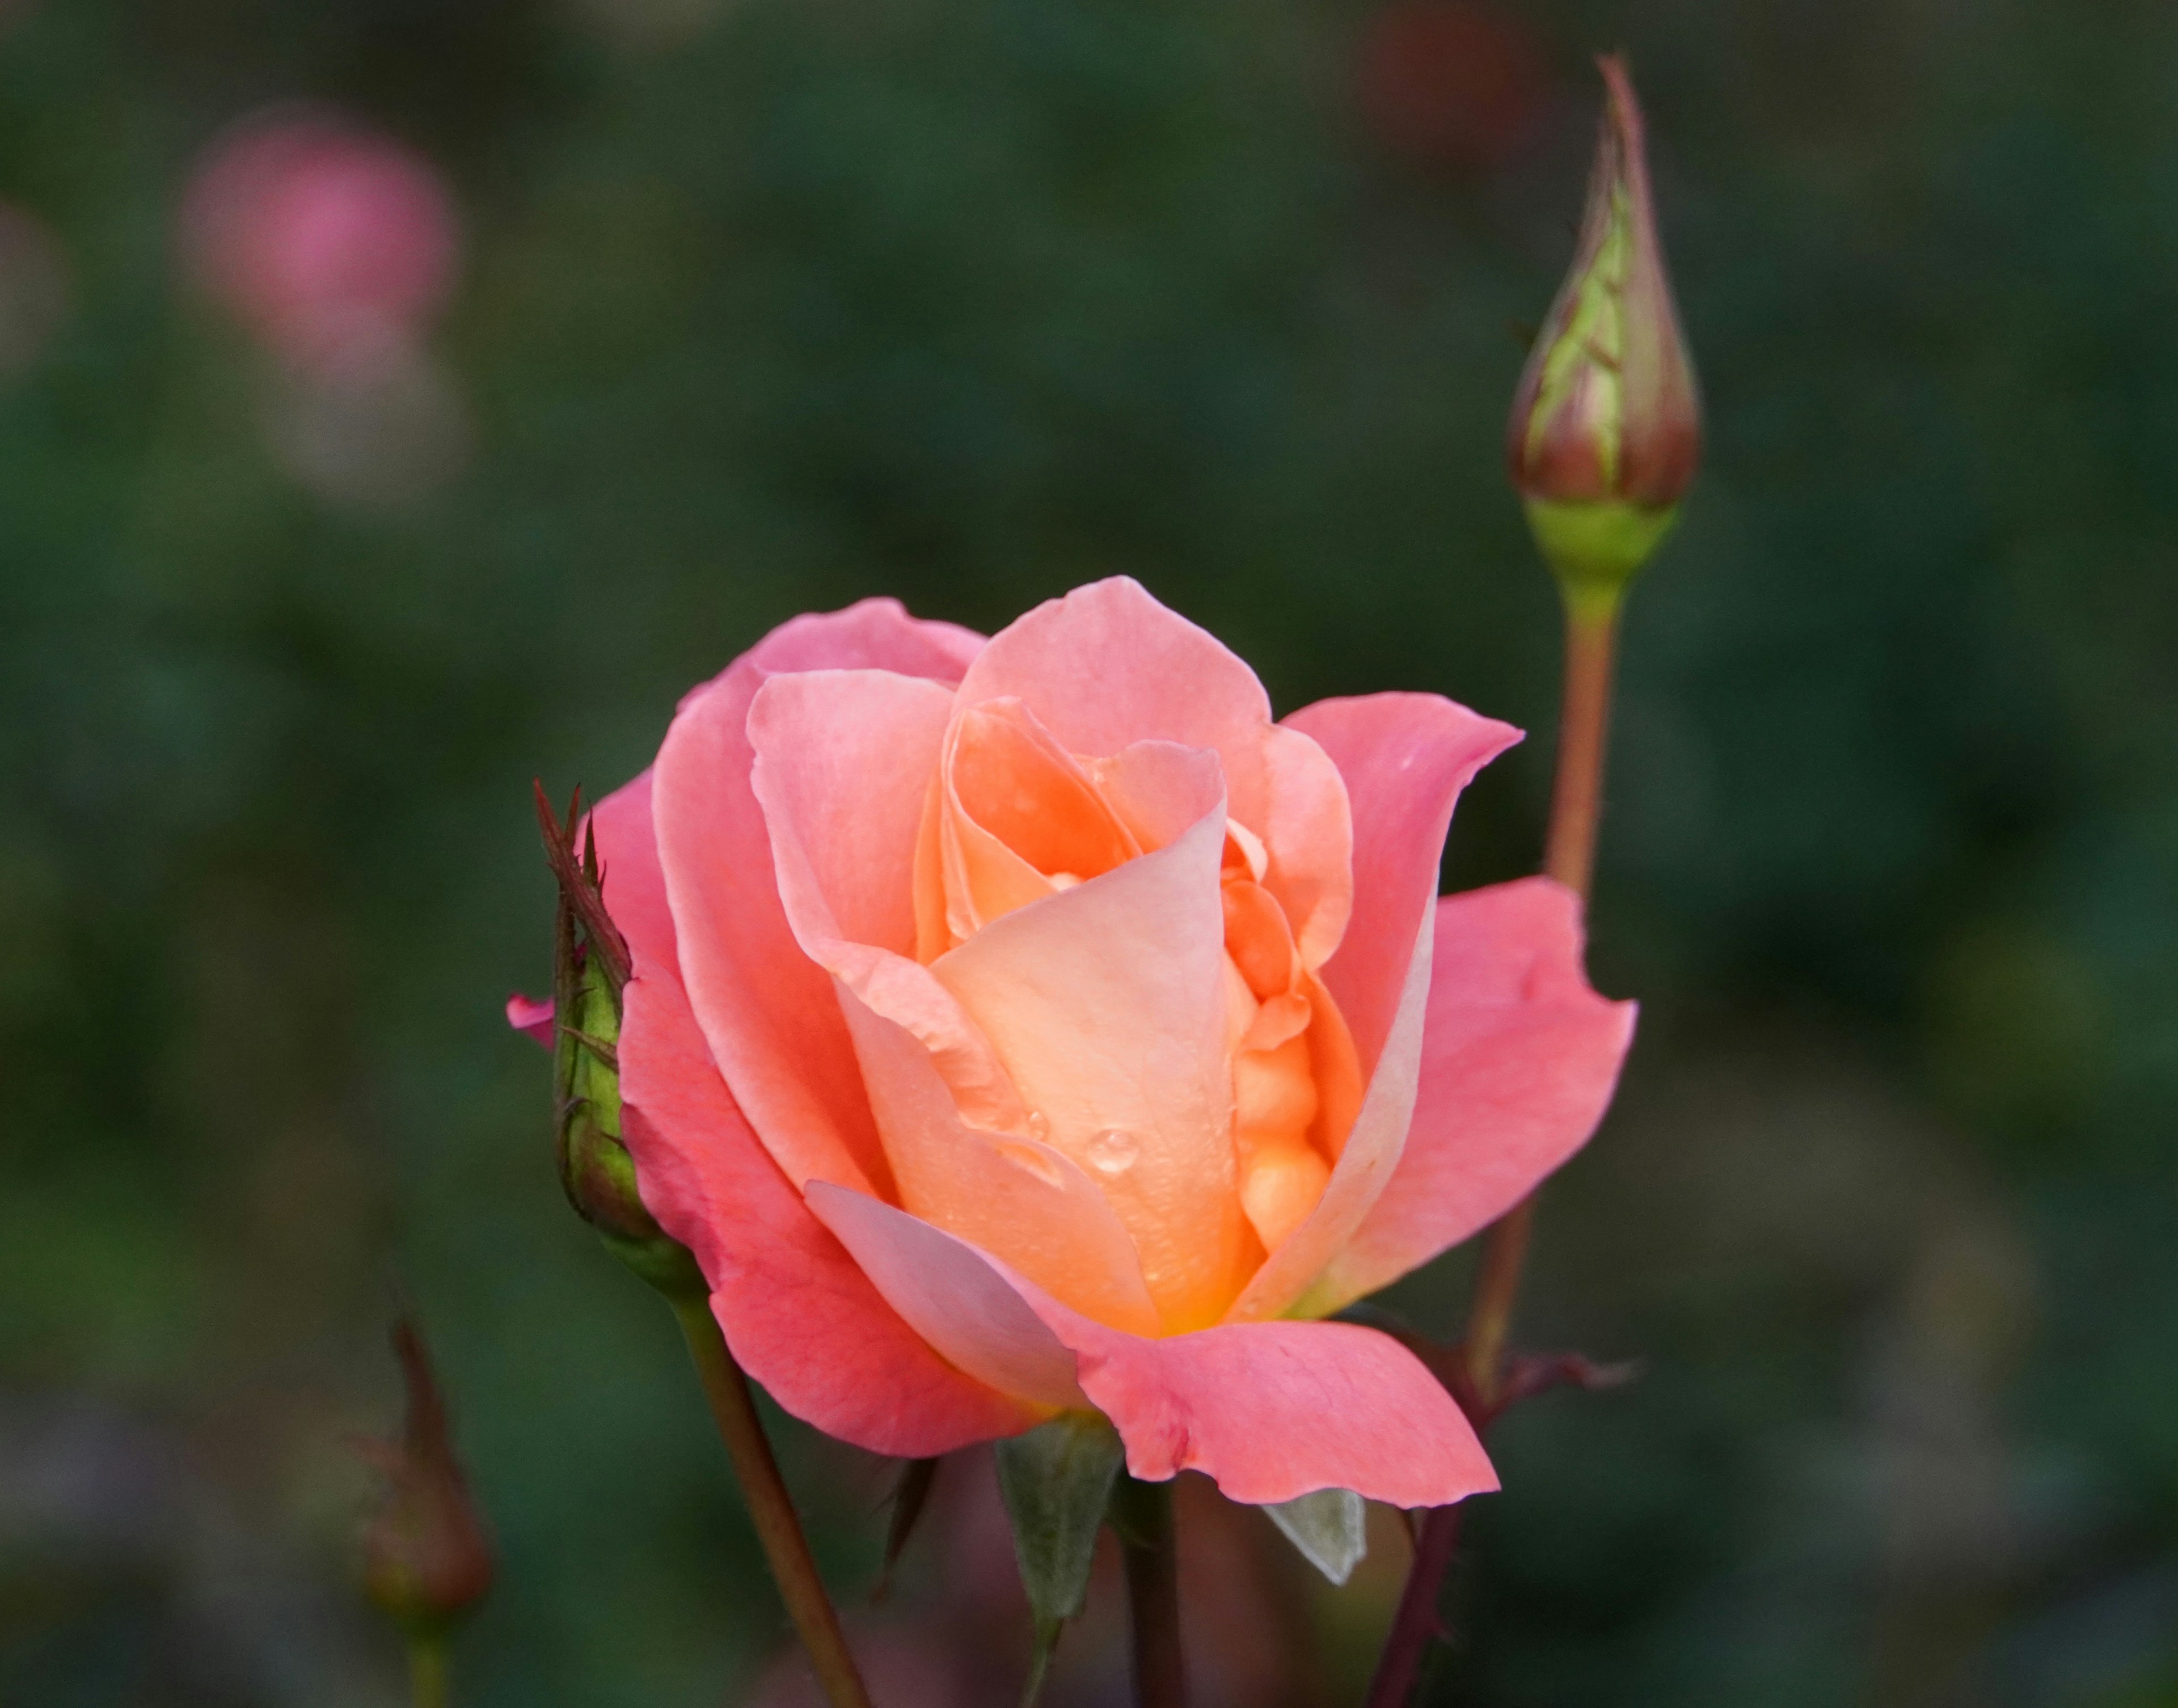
[1507, 55, 1701, 611]
[356, 1317, 494, 1638]
[508, 580, 1636, 1517]
[532, 787, 706, 1302]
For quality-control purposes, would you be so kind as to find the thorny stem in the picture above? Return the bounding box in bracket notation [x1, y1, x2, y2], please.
[1360, 1504, 1465, 1708]
[1364, 591, 1624, 1708]
[672, 1298, 874, 1708]
[1113, 1476, 1187, 1708]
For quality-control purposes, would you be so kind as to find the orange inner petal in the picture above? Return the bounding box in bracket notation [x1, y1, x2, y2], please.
[892, 696, 1360, 1329]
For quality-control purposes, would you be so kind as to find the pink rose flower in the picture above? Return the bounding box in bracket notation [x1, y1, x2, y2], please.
[552, 579, 1632, 1506]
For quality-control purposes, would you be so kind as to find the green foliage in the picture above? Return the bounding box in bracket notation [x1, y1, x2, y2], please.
[994, 1412, 1125, 1700]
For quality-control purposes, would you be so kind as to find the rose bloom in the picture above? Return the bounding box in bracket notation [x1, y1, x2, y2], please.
[522, 580, 1632, 1506]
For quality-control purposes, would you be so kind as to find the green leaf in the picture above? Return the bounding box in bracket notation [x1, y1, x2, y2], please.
[994, 1413, 1125, 1703]
[1264, 1487, 1367, 1585]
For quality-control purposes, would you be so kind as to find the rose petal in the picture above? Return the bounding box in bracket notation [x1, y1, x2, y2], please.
[591, 768, 676, 978]
[1221, 900, 1433, 1322]
[653, 604, 980, 1199]
[804, 1187, 1495, 1508]
[748, 667, 1025, 1130]
[1256, 722, 1354, 971]
[620, 965, 1033, 1456]
[1063, 1313, 1496, 1508]
[748, 670, 952, 959]
[945, 699, 1135, 932]
[1280, 693, 1521, 1077]
[952, 578, 1272, 787]
[931, 778, 1251, 1333]
[953, 579, 1355, 950]
[804, 1181, 1087, 1413]
[505, 992, 554, 1045]
[836, 992, 1163, 1336]
[1297, 879, 1636, 1315]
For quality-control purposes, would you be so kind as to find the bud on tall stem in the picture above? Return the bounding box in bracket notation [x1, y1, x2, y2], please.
[1507, 54, 1701, 619]
[1367, 58, 1701, 1708]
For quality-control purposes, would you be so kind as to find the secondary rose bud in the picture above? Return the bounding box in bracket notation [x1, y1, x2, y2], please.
[1507, 56, 1700, 605]
[356, 1318, 494, 1636]
[534, 785, 707, 1301]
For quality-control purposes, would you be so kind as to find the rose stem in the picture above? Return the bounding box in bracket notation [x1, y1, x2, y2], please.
[670, 1297, 875, 1708]
[407, 1635, 449, 1708]
[1115, 1476, 1188, 1708]
[1362, 593, 1623, 1708]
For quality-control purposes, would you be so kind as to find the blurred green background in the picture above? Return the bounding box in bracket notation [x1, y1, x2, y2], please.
[5, 0, 2177, 1702]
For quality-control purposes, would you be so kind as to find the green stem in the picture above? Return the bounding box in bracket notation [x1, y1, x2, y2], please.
[407, 1635, 449, 1708]
[1112, 1476, 1187, 1708]
[671, 1297, 873, 1708]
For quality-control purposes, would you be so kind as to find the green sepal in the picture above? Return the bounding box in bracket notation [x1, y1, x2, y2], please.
[994, 1412, 1125, 1704]
[1264, 1487, 1367, 1585]
[1524, 496, 1679, 623]
[541, 784, 706, 1305]
[873, 1456, 942, 1603]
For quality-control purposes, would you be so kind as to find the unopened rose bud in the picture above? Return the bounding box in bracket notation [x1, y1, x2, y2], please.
[357, 1317, 494, 1638]
[537, 784, 706, 1301]
[1507, 55, 1700, 612]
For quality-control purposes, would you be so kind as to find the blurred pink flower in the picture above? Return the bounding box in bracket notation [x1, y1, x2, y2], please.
[1355, 2, 1551, 172]
[180, 106, 459, 370]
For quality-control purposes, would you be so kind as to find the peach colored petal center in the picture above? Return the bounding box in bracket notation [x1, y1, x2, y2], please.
[900, 692, 1360, 1329]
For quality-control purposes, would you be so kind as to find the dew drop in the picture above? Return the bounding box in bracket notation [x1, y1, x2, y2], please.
[1086, 1128, 1139, 1176]
[1025, 1110, 1051, 1142]
[994, 1140, 1065, 1189]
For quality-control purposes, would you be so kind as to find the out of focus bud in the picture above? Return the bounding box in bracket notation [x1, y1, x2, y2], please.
[1507, 56, 1700, 614]
[536, 785, 707, 1301]
[357, 1318, 494, 1638]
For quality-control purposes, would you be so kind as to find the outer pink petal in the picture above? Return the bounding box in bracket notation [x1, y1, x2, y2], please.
[505, 993, 553, 1045]
[652, 604, 979, 1200]
[1299, 879, 1637, 1316]
[1062, 1313, 1495, 1507]
[1281, 694, 1521, 1078]
[619, 964, 1035, 1456]
[805, 1182, 1088, 1413]
[748, 670, 950, 959]
[805, 1186, 1494, 1507]
[592, 768, 677, 977]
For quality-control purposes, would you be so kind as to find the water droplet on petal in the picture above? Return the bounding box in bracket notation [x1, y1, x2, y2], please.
[1086, 1128, 1138, 1176]
[993, 1140, 1065, 1189]
[1025, 1110, 1050, 1142]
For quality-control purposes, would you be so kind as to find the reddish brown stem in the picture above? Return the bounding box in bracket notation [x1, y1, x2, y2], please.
[1470, 595, 1618, 1401]
[1540, 604, 1619, 900]
[1361, 1504, 1464, 1708]
[1364, 592, 1624, 1707]
[672, 1300, 872, 1708]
